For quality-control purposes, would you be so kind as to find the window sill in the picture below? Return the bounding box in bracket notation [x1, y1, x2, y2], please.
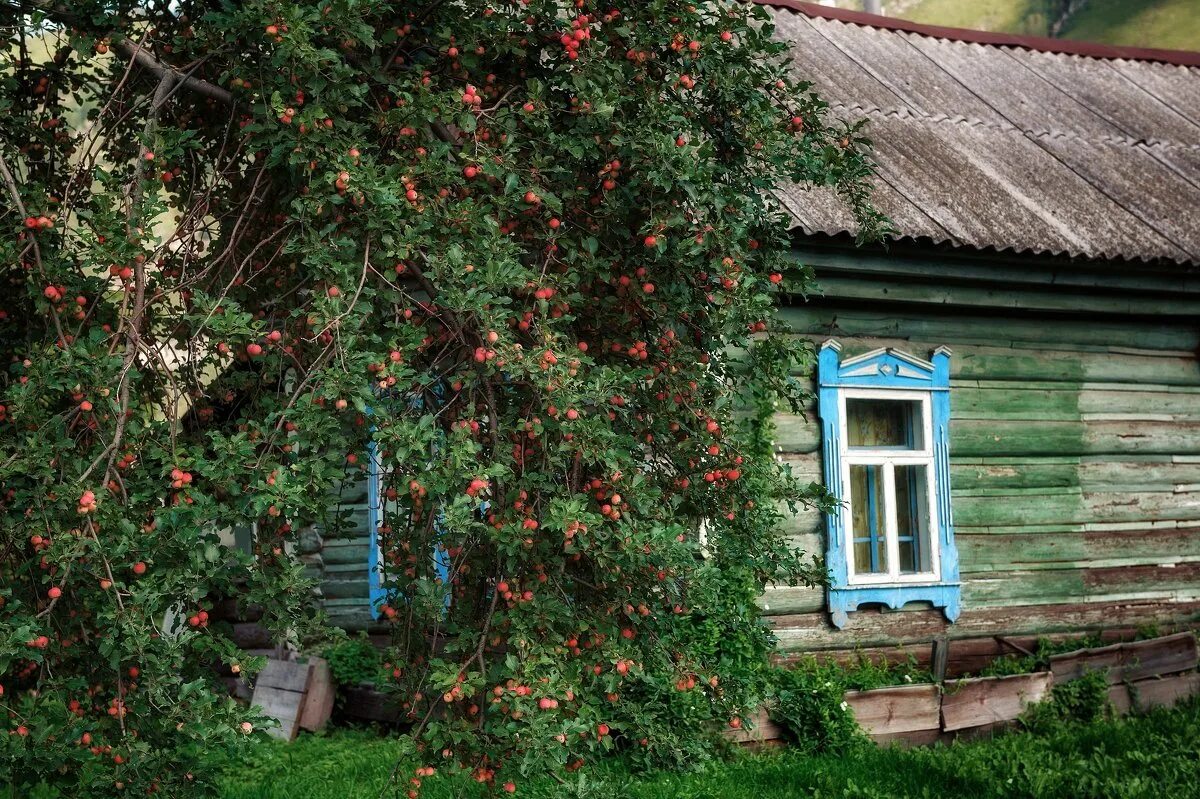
[828, 583, 961, 629]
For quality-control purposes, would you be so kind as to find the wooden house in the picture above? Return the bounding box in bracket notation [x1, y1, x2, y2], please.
[294, 2, 1200, 676]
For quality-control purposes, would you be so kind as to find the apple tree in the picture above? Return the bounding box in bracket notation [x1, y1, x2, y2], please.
[0, 0, 881, 796]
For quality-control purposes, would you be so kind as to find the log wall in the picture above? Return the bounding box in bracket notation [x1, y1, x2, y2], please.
[763, 240, 1200, 657]
[314, 240, 1200, 661]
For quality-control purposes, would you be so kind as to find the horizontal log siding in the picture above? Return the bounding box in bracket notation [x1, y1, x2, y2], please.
[318, 476, 377, 632]
[764, 244, 1200, 651]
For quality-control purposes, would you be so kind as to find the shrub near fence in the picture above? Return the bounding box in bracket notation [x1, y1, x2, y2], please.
[730, 632, 1199, 746]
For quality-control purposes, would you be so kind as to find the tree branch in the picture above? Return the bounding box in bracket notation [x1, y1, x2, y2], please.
[13, 0, 233, 104]
[115, 38, 232, 105]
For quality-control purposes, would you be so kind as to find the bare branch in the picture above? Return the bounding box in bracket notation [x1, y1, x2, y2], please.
[115, 38, 233, 105]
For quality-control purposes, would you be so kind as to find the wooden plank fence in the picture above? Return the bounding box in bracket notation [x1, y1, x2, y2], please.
[940, 671, 1052, 733]
[734, 632, 1198, 747]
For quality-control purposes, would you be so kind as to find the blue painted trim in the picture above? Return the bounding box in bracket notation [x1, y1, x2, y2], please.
[817, 343, 847, 596]
[818, 340, 961, 630]
[366, 386, 458, 619]
[367, 444, 453, 618]
[367, 440, 388, 619]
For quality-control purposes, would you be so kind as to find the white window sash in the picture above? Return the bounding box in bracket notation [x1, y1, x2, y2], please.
[839, 390, 942, 586]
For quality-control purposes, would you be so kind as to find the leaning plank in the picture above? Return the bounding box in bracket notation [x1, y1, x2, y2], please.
[843, 684, 941, 736]
[252, 659, 315, 741]
[297, 657, 335, 733]
[941, 672, 1053, 732]
[1050, 632, 1198, 685]
[253, 685, 307, 741]
[256, 658, 315, 693]
[724, 706, 786, 745]
[1129, 672, 1200, 712]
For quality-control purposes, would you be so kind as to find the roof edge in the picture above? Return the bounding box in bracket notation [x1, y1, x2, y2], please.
[757, 1, 1200, 67]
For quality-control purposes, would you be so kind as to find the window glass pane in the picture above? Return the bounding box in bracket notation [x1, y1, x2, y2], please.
[847, 398, 924, 450]
[895, 464, 933, 574]
[849, 464, 887, 575]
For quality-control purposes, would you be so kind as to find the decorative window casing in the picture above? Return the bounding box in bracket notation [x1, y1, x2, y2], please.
[817, 340, 960, 629]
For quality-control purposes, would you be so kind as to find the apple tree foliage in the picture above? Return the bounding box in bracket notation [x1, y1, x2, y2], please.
[0, 0, 882, 795]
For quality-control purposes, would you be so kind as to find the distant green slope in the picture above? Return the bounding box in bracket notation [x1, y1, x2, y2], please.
[1061, 0, 1200, 52]
[896, 0, 1200, 52]
[901, 0, 1050, 36]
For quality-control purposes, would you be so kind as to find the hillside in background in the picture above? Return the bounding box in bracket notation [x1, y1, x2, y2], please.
[838, 0, 1199, 52]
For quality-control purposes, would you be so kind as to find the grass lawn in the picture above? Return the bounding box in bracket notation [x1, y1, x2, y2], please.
[214, 699, 1200, 799]
[1060, 0, 1200, 51]
[896, 0, 1200, 51]
[896, 0, 1051, 36]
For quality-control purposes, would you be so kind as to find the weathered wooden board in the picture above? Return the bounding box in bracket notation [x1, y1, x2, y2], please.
[775, 643, 933, 670]
[772, 414, 821, 454]
[1050, 632, 1198, 685]
[956, 527, 1200, 572]
[777, 304, 1200, 353]
[944, 629, 1143, 678]
[724, 706, 786, 745]
[766, 600, 1200, 650]
[252, 658, 317, 741]
[964, 563, 1200, 607]
[954, 490, 1200, 529]
[949, 386, 1200, 423]
[257, 658, 313, 693]
[940, 672, 1053, 732]
[297, 657, 334, 733]
[812, 276, 1200, 318]
[1108, 672, 1200, 715]
[774, 416, 1200, 457]
[1078, 459, 1200, 492]
[843, 684, 942, 736]
[952, 386, 1080, 421]
[758, 584, 824, 615]
[949, 459, 1200, 496]
[787, 247, 1200, 297]
[790, 336, 1200, 386]
[952, 420, 1200, 458]
[765, 558, 1200, 615]
[253, 686, 306, 741]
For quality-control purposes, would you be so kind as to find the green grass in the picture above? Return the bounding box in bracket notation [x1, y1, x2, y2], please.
[1060, 0, 1200, 51]
[896, 0, 1200, 51]
[214, 699, 1200, 799]
[898, 0, 1054, 36]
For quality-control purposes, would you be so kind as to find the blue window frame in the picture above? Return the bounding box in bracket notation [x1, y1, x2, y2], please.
[817, 340, 960, 629]
[366, 443, 452, 619]
[364, 387, 453, 620]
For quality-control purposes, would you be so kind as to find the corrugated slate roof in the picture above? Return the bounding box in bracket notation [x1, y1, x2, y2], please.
[766, 2, 1200, 265]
